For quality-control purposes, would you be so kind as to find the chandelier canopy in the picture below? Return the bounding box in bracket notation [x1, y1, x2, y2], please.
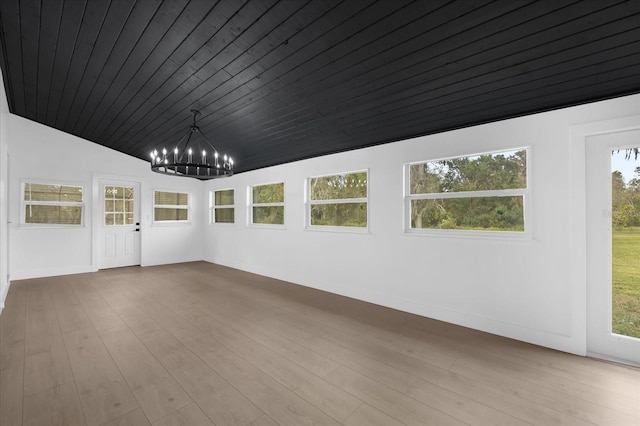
[150, 109, 233, 179]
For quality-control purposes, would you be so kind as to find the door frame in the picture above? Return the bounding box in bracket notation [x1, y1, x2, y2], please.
[570, 115, 640, 364]
[585, 129, 640, 366]
[92, 174, 144, 270]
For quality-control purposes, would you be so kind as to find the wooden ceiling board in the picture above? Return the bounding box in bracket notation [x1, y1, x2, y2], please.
[62, 0, 137, 132]
[96, 0, 225, 141]
[45, 0, 90, 126]
[308, 1, 617, 120]
[102, 0, 275, 149]
[297, 3, 635, 129]
[53, 0, 110, 129]
[18, 0, 41, 120]
[127, 0, 411, 155]
[36, 0, 63, 122]
[196, 1, 554, 146]
[1, 0, 639, 175]
[85, 0, 204, 141]
[105, 0, 368, 152]
[0, 0, 25, 114]
[69, 0, 163, 135]
[80, 0, 190, 139]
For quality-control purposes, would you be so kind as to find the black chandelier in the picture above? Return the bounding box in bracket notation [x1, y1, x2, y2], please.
[150, 109, 233, 179]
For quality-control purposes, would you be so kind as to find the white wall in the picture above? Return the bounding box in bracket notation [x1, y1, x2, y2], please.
[204, 94, 640, 356]
[0, 70, 9, 311]
[6, 114, 205, 281]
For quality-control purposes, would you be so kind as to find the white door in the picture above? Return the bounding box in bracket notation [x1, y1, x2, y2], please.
[586, 129, 640, 365]
[98, 180, 141, 269]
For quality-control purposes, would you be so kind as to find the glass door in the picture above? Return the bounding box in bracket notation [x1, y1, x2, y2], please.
[586, 129, 640, 365]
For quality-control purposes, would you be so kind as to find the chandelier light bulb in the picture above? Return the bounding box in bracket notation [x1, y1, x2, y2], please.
[162, 148, 167, 155]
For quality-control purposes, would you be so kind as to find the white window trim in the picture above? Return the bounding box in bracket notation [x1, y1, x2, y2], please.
[403, 147, 531, 239]
[152, 189, 191, 225]
[20, 180, 86, 228]
[211, 188, 235, 225]
[247, 181, 285, 228]
[305, 169, 369, 234]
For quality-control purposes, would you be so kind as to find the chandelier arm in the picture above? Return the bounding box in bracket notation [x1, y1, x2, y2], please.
[180, 129, 196, 163]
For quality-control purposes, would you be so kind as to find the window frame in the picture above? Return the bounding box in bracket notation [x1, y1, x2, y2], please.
[152, 189, 191, 225]
[403, 147, 530, 238]
[211, 188, 235, 225]
[305, 169, 369, 233]
[20, 180, 86, 227]
[248, 181, 285, 228]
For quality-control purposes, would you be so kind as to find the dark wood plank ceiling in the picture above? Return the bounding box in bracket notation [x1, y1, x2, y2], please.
[1, 0, 639, 174]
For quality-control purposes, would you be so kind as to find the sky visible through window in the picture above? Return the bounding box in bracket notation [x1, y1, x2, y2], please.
[612, 150, 639, 182]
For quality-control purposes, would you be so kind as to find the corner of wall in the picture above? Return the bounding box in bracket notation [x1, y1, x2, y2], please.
[0, 67, 9, 311]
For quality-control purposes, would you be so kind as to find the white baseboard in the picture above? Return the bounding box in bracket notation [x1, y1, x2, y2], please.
[9, 265, 96, 281]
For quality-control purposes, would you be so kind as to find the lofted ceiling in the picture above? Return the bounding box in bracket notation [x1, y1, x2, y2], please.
[1, 0, 639, 175]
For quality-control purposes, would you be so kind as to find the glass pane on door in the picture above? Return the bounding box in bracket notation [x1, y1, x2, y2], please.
[611, 148, 640, 338]
[104, 185, 135, 226]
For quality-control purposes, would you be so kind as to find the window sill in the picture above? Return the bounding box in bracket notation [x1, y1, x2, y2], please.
[152, 221, 192, 227]
[18, 223, 85, 229]
[248, 223, 286, 230]
[403, 228, 531, 240]
[305, 225, 370, 235]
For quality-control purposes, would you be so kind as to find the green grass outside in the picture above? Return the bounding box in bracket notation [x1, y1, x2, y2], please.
[612, 228, 640, 338]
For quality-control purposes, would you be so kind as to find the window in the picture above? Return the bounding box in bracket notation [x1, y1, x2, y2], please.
[22, 182, 84, 225]
[213, 189, 234, 223]
[250, 182, 284, 225]
[307, 170, 368, 229]
[104, 185, 135, 225]
[153, 190, 189, 222]
[405, 149, 528, 233]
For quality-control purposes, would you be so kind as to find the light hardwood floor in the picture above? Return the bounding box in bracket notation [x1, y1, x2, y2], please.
[1, 262, 639, 425]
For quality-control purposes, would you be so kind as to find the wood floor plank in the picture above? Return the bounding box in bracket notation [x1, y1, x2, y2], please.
[137, 328, 263, 426]
[248, 414, 279, 426]
[326, 365, 466, 426]
[343, 404, 406, 426]
[190, 298, 341, 378]
[1, 366, 24, 426]
[152, 402, 214, 426]
[99, 408, 151, 426]
[449, 356, 640, 425]
[63, 327, 139, 426]
[98, 324, 192, 423]
[0, 283, 27, 426]
[68, 278, 125, 331]
[0, 282, 27, 371]
[133, 295, 343, 426]
[23, 284, 74, 396]
[2, 262, 639, 426]
[154, 289, 363, 423]
[49, 280, 93, 334]
[90, 284, 162, 337]
[22, 382, 86, 426]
